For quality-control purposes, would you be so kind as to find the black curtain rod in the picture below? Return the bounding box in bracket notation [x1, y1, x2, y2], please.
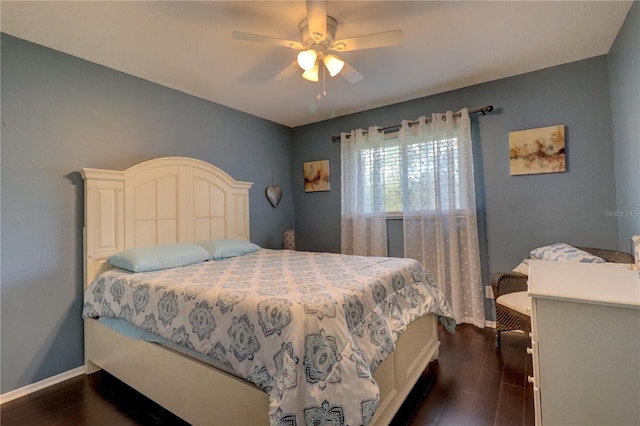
[330, 105, 494, 142]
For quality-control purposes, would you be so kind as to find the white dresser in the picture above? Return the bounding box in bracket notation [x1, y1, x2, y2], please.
[528, 260, 640, 426]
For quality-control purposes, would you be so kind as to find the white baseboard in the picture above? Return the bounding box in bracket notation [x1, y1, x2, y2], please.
[0, 366, 85, 405]
[485, 320, 496, 328]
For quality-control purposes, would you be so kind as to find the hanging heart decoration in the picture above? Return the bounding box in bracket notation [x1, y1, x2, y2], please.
[266, 185, 282, 208]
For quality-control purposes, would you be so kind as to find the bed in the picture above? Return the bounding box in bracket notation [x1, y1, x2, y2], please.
[81, 156, 455, 425]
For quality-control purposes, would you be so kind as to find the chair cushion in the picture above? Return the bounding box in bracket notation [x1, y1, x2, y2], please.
[513, 258, 530, 275]
[496, 291, 531, 316]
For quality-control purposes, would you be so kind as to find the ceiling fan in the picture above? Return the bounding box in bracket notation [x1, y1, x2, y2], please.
[232, 0, 403, 86]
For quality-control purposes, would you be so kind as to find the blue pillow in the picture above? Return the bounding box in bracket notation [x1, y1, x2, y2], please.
[196, 239, 261, 260]
[108, 243, 210, 272]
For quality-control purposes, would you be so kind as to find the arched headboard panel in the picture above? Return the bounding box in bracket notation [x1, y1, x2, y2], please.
[81, 157, 253, 286]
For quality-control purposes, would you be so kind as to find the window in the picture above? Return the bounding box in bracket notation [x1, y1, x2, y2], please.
[359, 132, 466, 214]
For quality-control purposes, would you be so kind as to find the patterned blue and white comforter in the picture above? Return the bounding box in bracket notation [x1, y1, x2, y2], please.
[83, 249, 455, 425]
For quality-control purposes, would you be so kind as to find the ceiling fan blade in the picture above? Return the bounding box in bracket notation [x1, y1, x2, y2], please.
[331, 30, 403, 52]
[274, 61, 300, 81]
[232, 31, 304, 50]
[340, 62, 364, 84]
[306, 0, 327, 42]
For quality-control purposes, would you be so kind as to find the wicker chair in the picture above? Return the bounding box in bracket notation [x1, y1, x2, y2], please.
[492, 246, 634, 348]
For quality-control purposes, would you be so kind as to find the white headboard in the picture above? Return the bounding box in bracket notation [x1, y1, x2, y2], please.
[81, 157, 253, 286]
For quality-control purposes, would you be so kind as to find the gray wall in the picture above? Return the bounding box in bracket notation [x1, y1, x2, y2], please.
[291, 56, 621, 321]
[0, 34, 295, 393]
[609, 2, 640, 250]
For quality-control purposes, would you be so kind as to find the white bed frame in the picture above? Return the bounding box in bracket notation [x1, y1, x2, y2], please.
[82, 156, 441, 425]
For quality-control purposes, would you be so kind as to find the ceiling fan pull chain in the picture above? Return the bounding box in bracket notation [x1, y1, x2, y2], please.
[322, 63, 327, 97]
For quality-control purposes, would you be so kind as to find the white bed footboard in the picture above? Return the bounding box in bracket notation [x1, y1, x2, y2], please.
[85, 313, 439, 425]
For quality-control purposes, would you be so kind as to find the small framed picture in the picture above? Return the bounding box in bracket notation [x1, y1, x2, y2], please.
[509, 125, 566, 175]
[304, 160, 330, 192]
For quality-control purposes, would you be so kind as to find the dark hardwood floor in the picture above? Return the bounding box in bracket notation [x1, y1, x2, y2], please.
[1, 324, 533, 425]
[391, 325, 534, 426]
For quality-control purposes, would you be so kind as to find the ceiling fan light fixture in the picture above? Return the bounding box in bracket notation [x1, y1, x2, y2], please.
[297, 49, 317, 71]
[323, 54, 344, 77]
[302, 63, 319, 82]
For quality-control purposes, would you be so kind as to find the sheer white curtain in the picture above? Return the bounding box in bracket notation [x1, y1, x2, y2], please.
[340, 109, 485, 327]
[340, 127, 388, 257]
[400, 109, 485, 327]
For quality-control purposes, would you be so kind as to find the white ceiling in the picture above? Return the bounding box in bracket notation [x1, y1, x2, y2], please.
[1, 1, 633, 128]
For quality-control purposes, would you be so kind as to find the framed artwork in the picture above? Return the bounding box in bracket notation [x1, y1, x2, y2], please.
[509, 125, 566, 175]
[304, 160, 330, 192]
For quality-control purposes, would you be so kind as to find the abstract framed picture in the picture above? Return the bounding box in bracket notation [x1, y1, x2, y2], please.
[509, 125, 566, 175]
[304, 160, 330, 192]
